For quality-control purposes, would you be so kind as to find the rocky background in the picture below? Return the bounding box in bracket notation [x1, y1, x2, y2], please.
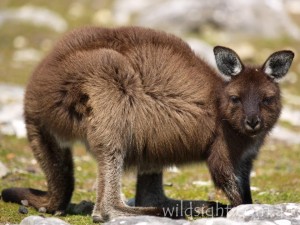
[0, 0, 300, 225]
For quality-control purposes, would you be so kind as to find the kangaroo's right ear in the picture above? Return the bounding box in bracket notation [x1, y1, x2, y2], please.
[213, 46, 243, 79]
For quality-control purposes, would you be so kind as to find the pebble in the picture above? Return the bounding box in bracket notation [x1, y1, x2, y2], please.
[38, 207, 47, 213]
[54, 210, 65, 216]
[18, 205, 28, 214]
[21, 200, 29, 207]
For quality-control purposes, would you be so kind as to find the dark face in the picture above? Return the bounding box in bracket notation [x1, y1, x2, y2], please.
[219, 68, 282, 136]
[214, 46, 293, 136]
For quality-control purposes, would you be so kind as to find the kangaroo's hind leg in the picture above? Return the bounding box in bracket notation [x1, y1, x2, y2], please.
[2, 122, 75, 214]
[89, 142, 163, 223]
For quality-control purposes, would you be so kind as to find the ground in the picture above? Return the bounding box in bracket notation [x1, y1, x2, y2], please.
[1, 135, 300, 224]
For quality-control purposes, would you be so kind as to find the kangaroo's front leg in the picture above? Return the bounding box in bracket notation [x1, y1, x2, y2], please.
[134, 171, 230, 217]
[206, 138, 244, 207]
[135, 172, 167, 207]
[235, 154, 256, 204]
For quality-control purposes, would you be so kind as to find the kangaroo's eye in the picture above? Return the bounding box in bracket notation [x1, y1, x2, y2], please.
[262, 96, 275, 105]
[230, 95, 241, 104]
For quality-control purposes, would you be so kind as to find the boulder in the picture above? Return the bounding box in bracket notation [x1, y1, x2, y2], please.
[227, 203, 300, 223]
[105, 215, 188, 225]
[105, 204, 300, 225]
[20, 216, 70, 225]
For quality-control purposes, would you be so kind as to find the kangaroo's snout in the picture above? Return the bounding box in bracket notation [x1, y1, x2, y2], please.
[245, 115, 261, 131]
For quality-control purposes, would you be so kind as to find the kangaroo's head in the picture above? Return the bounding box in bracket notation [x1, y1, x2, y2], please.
[214, 46, 294, 136]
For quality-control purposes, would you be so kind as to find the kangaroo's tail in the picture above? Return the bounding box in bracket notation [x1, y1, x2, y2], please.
[2, 187, 48, 209]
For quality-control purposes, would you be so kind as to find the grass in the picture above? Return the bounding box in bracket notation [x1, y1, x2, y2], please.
[1, 135, 300, 224]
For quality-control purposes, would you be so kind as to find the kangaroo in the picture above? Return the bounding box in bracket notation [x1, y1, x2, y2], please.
[1, 26, 294, 222]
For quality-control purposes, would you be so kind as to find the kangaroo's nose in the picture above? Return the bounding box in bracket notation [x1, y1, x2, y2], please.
[245, 116, 261, 130]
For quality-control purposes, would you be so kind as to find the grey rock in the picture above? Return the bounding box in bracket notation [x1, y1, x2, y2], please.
[54, 211, 65, 216]
[0, 84, 26, 138]
[113, 0, 300, 39]
[186, 38, 216, 68]
[0, 161, 9, 178]
[105, 204, 300, 225]
[38, 207, 47, 213]
[21, 200, 29, 207]
[271, 126, 300, 145]
[20, 216, 70, 225]
[18, 206, 28, 214]
[126, 198, 135, 207]
[68, 200, 94, 215]
[105, 216, 189, 225]
[0, 6, 67, 32]
[192, 218, 260, 225]
[228, 203, 300, 222]
[104, 216, 273, 225]
[281, 106, 300, 126]
[13, 48, 43, 63]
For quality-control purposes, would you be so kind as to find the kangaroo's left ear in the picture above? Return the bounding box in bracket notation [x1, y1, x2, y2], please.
[262, 50, 294, 80]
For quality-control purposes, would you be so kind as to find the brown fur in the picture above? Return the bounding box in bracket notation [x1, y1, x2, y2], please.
[1, 26, 294, 222]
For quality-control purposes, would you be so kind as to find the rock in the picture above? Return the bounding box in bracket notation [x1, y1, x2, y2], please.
[10, 203, 300, 224]
[192, 180, 212, 186]
[21, 200, 29, 207]
[54, 210, 65, 216]
[38, 207, 47, 213]
[12, 48, 43, 62]
[20, 216, 70, 225]
[227, 203, 300, 223]
[105, 204, 300, 225]
[192, 218, 252, 225]
[0, 84, 26, 138]
[185, 39, 216, 68]
[113, 0, 300, 39]
[104, 216, 272, 225]
[281, 106, 300, 126]
[0, 6, 67, 32]
[126, 198, 135, 207]
[104, 216, 189, 225]
[18, 205, 28, 214]
[285, 0, 300, 15]
[0, 161, 9, 178]
[68, 200, 94, 215]
[166, 165, 181, 173]
[271, 126, 300, 145]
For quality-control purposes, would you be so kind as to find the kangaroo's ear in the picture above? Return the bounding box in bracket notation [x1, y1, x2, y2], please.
[213, 46, 243, 79]
[262, 50, 294, 80]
